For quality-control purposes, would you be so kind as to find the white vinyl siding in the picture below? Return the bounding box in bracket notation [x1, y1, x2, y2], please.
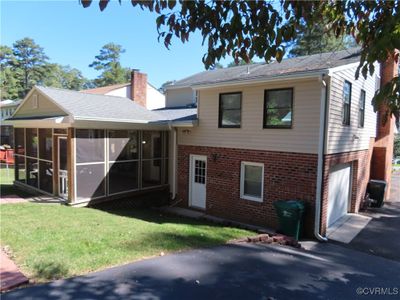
[15, 93, 66, 118]
[326, 65, 379, 154]
[178, 79, 321, 154]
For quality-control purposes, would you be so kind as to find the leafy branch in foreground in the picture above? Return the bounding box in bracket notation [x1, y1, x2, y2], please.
[80, 0, 400, 120]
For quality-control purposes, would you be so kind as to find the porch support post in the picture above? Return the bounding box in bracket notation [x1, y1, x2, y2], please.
[67, 128, 75, 203]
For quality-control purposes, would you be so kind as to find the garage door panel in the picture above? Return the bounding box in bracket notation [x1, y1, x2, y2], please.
[327, 163, 351, 228]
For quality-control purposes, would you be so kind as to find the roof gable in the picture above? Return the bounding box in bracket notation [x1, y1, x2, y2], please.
[13, 88, 68, 119]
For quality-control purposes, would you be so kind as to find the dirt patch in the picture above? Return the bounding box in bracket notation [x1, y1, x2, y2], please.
[231, 233, 302, 248]
[0, 195, 27, 204]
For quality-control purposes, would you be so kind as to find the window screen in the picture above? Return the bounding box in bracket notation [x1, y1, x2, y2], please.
[15, 155, 26, 183]
[264, 89, 293, 128]
[343, 81, 352, 125]
[240, 162, 264, 201]
[359, 90, 366, 128]
[142, 160, 162, 187]
[219, 93, 242, 128]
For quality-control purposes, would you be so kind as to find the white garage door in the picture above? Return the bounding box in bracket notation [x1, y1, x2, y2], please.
[327, 163, 351, 228]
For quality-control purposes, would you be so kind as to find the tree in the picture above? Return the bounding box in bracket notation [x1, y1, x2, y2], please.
[89, 43, 130, 86]
[43, 64, 89, 90]
[159, 80, 176, 93]
[81, 0, 400, 120]
[289, 21, 355, 57]
[12, 37, 49, 97]
[0, 45, 19, 100]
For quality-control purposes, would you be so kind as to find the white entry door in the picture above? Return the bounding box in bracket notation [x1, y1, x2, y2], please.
[190, 155, 207, 209]
[327, 163, 351, 227]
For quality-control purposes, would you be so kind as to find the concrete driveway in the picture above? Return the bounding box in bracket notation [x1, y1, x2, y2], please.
[341, 172, 400, 262]
[3, 241, 400, 300]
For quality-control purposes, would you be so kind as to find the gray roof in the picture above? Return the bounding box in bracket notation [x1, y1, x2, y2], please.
[169, 48, 361, 88]
[36, 86, 165, 123]
[154, 106, 197, 122]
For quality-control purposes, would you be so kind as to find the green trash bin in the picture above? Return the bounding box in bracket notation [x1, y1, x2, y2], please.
[273, 200, 305, 240]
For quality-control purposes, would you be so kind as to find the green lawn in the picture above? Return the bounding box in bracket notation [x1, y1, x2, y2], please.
[1, 168, 252, 282]
[0, 167, 33, 197]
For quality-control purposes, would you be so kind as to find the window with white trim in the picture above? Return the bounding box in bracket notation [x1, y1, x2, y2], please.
[240, 161, 264, 202]
[359, 90, 366, 128]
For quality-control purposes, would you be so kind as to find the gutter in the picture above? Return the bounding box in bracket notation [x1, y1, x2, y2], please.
[192, 70, 327, 90]
[314, 74, 329, 242]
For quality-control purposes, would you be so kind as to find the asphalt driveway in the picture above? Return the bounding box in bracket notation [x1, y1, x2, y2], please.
[3, 242, 400, 300]
[343, 172, 400, 261]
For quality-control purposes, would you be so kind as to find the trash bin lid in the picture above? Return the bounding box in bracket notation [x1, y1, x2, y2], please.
[274, 200, 305, 211]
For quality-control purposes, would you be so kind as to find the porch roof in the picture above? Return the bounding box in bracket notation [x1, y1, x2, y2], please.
[6, 86, 198, 128]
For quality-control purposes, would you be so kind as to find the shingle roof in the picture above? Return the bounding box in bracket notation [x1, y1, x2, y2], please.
[154, 106, 197, 122]
[82, 83, 130, 95]
[36, 86, 164, 123]
[169, 48, 361, 88]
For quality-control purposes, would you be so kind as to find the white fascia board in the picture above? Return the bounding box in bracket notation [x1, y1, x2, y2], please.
[72, 118, 170, 130]
[171, 120, 198, 127]
[191, 71, 327, 90]
[4, 116, 72, 128]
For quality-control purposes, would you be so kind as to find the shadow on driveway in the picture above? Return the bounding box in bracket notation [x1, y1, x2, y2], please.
[3, 242, 400, 300]
[342, 172, 400, 262]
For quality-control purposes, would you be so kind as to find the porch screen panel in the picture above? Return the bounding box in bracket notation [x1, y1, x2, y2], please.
[76, 164, 106, 199]
[14, 128, 25, 155]
[26, 158, 38, 188]
[108, 161, 138, 194]
[39, 161, 53, 193]
[141, 131, 168, 188]
[15, 155, 26, 183]
[26, 128, 38, 157]
[76, 129, 105, 163]
[108, 130, 139, 194]
[75, 129, 106, 199]
[39, 129, 53, 161]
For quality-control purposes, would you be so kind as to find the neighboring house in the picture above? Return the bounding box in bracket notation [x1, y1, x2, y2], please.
[6, 48, 397, 239]
[0, 99, 22, 146]
[82, 70, 166, 110]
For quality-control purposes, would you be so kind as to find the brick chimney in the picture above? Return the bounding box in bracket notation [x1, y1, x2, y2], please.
[371, 50, 399, 199]
[130, 69, 147, 108]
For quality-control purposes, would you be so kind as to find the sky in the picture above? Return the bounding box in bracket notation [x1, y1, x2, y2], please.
[0, 0, 236, 88]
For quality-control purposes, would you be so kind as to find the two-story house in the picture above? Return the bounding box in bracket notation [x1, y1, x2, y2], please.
[166, 48, 397, 237]
[6, 48, 397, 239]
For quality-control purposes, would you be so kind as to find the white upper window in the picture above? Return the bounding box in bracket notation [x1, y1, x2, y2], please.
[240, 161, 264, 202]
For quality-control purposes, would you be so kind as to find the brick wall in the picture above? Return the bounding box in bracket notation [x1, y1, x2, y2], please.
[177, 145, 318, 236]
[320, 138, 375, 234]
[130, 70, 147, 108]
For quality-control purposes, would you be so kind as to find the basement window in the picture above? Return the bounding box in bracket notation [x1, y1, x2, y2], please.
[240, 161, 264, 202]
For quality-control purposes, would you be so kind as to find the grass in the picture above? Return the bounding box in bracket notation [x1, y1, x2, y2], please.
[0, 167, 33, 197]
[1, 168, 253, 282]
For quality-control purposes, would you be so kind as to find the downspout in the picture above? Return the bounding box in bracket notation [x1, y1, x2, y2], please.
[315, 74, 329, 242]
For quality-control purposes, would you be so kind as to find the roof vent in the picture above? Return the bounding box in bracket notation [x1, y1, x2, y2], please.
[246, 66, 250, 74]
